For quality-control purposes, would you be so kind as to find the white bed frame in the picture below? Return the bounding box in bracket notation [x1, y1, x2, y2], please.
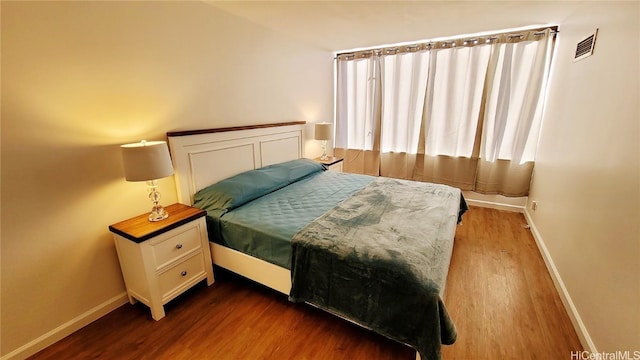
[167, 122, 304, 295]
[168, 122, 422, 360]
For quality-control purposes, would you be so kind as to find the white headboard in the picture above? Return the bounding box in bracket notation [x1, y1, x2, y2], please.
[167, 122, 305, 205]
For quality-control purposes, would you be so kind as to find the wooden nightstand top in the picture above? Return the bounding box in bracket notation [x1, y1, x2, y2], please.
[109, 203, 206, 243]
[313, 156, 344, 167]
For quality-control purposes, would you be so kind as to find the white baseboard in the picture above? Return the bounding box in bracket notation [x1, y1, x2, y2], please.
[1, 292, 128, 360]
[523, 209, 596, 353]
[465, 198, 525, 213]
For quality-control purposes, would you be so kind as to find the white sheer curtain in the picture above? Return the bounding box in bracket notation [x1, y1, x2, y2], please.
[380, 51, 429, 154]
[335, 56, 380, 151]
[423, 44, 492, 157]
[481, 29, 554, 164]
[413, 44, 493, 187]
[377, 51, 430, 178]
[473, 29, 554, 195]
[335, 55, 382, 175]
[334, 28, 556, 196]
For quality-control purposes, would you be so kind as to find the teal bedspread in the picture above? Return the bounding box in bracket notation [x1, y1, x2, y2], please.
[198, 166, 373, 268]
[289, 177, 467, 360]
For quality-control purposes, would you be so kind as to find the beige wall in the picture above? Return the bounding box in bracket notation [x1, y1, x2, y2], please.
[527, 1, 640, 352]
[1, 1, 332, 356]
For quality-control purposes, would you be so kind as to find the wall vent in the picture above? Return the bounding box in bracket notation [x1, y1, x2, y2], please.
[573, 29, 598, 62]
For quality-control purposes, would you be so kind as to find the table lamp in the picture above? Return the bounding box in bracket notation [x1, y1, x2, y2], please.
[314, 123, 332, 161]
[120, 140, 174, 222]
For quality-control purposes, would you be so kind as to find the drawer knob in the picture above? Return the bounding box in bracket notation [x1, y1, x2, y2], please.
[181, 271, 187, 277]
[175, 244, 183, 249]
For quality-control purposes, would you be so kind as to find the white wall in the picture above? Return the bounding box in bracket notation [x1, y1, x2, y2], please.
[527, 1, 639, 352]
[1, 2, 332, 357]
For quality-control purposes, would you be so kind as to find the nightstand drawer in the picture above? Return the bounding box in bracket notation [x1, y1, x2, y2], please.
[152, 226, 202, 269]
[326, 161, 343, 172]
[159, 253, 205, 300]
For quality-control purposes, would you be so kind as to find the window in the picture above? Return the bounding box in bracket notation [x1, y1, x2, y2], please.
[334, 27, 557, 196]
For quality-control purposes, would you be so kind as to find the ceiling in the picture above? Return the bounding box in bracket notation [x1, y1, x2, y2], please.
[204, 1, 581, 52]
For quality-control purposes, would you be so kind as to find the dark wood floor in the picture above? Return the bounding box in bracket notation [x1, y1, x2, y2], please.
[30, 207, 582, 360]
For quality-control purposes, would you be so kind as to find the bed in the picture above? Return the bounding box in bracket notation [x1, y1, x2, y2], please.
[167, 122, 467, 360]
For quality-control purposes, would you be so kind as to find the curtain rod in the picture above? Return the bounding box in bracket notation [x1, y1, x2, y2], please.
[336, 26, 558, 60]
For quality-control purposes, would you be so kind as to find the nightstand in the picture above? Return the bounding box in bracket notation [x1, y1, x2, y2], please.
[109, 203, 214, 320]
[314, 156, 344, 172]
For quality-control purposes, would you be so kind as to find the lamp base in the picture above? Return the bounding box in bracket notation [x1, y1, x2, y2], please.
[147, 180, 169, 222]
[149, 205, 169, 222]
[320, 140, 329, 161]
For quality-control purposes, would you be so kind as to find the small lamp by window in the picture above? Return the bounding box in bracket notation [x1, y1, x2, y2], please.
[120, 140, 174, 222]
[314, 123, 332, 161]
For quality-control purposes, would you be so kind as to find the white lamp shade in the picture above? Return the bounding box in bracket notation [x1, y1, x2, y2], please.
[121, 140, 174, 181]
[314, 123, 332, 141]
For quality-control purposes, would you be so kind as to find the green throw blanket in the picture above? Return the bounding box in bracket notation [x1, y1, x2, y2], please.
[289, 177, 467, 360]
